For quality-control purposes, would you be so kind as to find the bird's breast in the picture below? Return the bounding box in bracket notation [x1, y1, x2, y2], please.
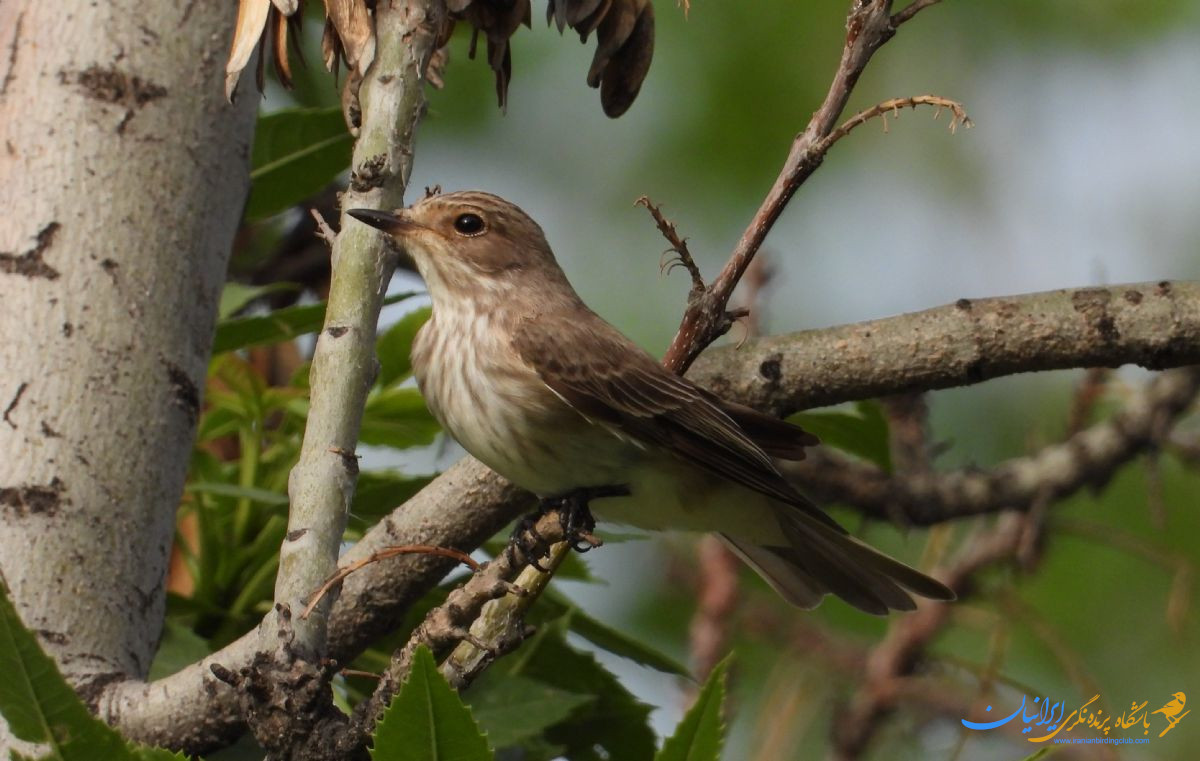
[412, 308, 637, 495]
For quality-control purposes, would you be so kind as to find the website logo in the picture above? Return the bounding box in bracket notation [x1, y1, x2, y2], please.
[961, 691, 1188, 744]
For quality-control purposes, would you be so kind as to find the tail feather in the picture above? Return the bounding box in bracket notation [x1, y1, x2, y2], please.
[724, 507, 955, 615]
[720, 535, 826, 608]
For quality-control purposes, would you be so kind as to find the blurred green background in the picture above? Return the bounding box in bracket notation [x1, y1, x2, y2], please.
[248, 1, 1200, 758]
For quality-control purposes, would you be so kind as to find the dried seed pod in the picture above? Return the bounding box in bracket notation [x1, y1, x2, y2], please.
[547, 0, 654, 117]
[598, 1, 653, 117]
[455, 0, 532, 111]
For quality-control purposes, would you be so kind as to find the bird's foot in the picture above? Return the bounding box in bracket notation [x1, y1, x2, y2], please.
[508, 510, 553, 570]
[548, 484, 628, 552]
[508, 484, 629, 568]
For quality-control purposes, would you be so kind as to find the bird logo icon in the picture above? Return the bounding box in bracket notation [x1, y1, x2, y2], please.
[1152, 692, 1188, 737]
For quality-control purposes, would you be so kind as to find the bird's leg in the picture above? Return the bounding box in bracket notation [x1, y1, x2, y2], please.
[554, 483, 628, 553]
[508, 484, 629, 568]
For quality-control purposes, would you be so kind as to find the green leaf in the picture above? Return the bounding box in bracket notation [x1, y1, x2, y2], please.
[370, 645, 492, 761]
[218, 282, 299, 320]
[789, 400, 892, 472]
[213, 292, 417, 355]
[0, 582, 137, 760]
[184, 482, 289, 507]
[1018, 750, 1053, 761]
[504, 619, 656, 761]
[534, 588, 690, 677]
[360, 388, 440, 449]
[466, 674, 593, 749]
[130, 747, 190, 760]
[655, 656, 729, 761]
[377, 306, 432, 387]
[246, 107, 352, 221]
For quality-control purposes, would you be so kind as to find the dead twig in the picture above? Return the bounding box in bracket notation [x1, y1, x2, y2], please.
[302, 544, 481, 620]
[815, 94, 972, 154]
[344, 510, 571, 747]
[310, 208, 337, 247]
[892, 0, 945, 27]
[660, 0, 956, 374]
[636, 196, 704, 293]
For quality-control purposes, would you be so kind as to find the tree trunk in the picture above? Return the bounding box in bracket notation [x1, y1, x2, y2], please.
[0, 0, 255, 749]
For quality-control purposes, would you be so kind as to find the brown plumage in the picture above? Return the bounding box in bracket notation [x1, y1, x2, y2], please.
[347, 191, 954, 614]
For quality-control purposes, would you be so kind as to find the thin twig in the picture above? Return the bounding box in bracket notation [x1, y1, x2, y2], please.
[636, 196, 704, 293]
[815, 95, 971, 155]
[662, 0, 951, 373]
[828, 363, 1200, 758]
[1065, 367, 1111, 435]
[347, 511, 567, 745]
[301, 545, 481, 619]
[310, 208, 337, 247]
[892, 0, 944, 27]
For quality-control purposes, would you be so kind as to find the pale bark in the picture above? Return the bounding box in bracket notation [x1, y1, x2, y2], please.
[0, 0, 256, 752]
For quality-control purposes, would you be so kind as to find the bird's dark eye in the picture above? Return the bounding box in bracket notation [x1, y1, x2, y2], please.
[452, 213, 486, 236]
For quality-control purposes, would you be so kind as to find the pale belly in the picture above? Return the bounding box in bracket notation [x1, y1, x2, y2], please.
[413, 313, 784, 545]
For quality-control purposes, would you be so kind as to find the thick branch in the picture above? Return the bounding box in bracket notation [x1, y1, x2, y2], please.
[688, 281, 1200, 416]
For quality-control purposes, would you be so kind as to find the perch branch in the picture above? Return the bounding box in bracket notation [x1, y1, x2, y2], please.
[345, 512, 568, 746]
[100, 281, 1200, 753]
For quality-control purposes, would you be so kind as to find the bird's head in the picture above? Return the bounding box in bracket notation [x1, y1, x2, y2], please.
[348, 191, 566, 302]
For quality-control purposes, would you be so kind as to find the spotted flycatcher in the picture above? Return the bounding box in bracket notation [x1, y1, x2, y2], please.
[349, 191, 953, 613]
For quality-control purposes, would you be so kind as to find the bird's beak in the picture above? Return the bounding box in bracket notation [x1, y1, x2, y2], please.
[346, 208, 415, 235]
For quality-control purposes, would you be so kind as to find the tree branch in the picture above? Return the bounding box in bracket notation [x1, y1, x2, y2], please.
[786, 367, 1200, 525]
[663, 0, 929, 372]
[688, 281, 1200, 416]
[99, 280, 1200, 753]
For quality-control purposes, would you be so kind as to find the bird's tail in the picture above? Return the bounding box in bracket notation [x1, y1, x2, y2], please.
[722, 509, 955, 614]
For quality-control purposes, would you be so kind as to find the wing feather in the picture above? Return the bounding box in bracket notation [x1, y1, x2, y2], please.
[511, 312, 835, 528]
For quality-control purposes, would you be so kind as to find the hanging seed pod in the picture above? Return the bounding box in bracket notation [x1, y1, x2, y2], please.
[547, 0, 654, 117]
[452, 0, 533, 111]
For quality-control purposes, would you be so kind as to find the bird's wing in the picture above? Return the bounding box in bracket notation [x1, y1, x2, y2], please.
[512, 312, 836, 528]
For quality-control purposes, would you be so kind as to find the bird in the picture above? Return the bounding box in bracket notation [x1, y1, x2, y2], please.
[1153, 693, 1186, 720]
[348, 191, 955, 614]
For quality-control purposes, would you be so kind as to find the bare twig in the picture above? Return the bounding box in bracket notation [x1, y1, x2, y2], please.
[819, 94, 970, 152]
[440, 534, 572, 690]
[348, 512, 566, 745]
[636, 196, 703, 293]
[662, 0, 951, 373]
[1065, 367, 1111, 435]
[310, 208, 337, 247]
[892, 0, 944, 27]
[301, 544, 481, 620]
[828, 364, 1200, 758]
